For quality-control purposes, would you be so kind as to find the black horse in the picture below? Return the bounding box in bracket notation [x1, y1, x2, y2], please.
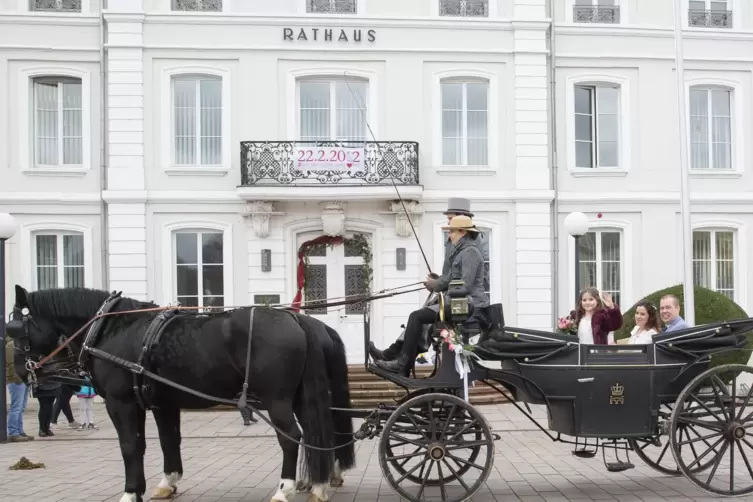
[8, 285, 355, 502]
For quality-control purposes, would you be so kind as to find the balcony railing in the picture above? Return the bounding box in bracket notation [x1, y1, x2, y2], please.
[689, 9, 732, 28]
[172, 0, 222, 11]
[31, 0, 81, 11]
[240, 141, 419, 186]
[439, 0, 488, 17]
[308, 0, 357, 14]
[573, 5, 620, 23]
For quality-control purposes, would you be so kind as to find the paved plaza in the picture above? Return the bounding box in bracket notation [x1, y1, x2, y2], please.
[1, 401, 752, 502]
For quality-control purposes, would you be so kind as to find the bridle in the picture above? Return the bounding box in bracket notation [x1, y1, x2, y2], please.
[6, 305, 42, 383]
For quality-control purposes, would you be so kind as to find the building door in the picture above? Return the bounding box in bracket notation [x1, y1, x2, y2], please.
[297, 231, 370, 364]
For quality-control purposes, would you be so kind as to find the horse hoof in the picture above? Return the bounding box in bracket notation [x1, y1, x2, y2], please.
[151, 486, 176, 499]
[329, 478, 344, 488]
[307, 495, 328, 502]
[296, 481, 312, 493]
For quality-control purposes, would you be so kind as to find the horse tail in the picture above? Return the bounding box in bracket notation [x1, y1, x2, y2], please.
[322, 324, 356, 470]
[296, 317, 336, 485]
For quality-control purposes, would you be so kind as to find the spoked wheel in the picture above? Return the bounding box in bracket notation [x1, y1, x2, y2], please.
[379, 392, 494, 502]
[670, 364, 753, 497]
[629, 402, 716, 476]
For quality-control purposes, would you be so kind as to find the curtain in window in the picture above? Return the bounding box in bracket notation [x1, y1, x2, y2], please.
[577, 231, 621, 306]
[335, 81, 367, 141]
[690, 88, 731, 170]
[300, 81, 331, 142]
[34, 79, 83, 166]
[693, 230, 734, 299]
[35, 234, 84, 289]
[299, 80, 367, 142]
[36, 235, 58, 289]
[596, 87, 619, 167]
[175, 231, 224, 308]
[441, 82, 488, 166]
[174, 77, 222, 165]
[574, 85, 619, 168]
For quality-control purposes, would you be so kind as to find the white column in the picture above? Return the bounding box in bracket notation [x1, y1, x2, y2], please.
[105, 1, 147, 299]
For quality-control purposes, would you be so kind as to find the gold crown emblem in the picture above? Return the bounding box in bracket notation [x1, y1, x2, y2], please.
[611, 383, 624, 396]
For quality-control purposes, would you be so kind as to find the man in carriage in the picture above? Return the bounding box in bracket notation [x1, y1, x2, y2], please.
[375, 212, 489, 375]
[368, 197, 480, 363]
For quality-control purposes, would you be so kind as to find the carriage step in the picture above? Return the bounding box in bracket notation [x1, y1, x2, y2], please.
[572, 449, 597, 459]
[606, 461, 635, 472]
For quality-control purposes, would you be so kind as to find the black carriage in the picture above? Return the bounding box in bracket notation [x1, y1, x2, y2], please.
[356, 286, 753, 501]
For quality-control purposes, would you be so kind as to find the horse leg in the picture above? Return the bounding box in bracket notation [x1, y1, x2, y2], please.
[151, 406, 183, 500]
[105, 398, 147, 502]
[268, 400, 302, 502]
[330, 459, 344, 488]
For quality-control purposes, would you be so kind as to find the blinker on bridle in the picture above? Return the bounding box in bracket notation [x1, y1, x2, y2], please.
[6, 306, 39, 380]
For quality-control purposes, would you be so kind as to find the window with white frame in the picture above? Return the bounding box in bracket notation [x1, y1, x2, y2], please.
[30, 0, 81, 12]
[689, 87, 732, 170]
[574, 84, 619, 169]
[307, 0, 357, 14]
[441, 80, 489, 166]
[689, 0, 732, 28]
[174, 231, 225, 308]
[578, 230, 622, 306]
[441, 228, 492, 299]
[573, 0, 620, 23]
[33, 77, 83, 167]
[172, 75, 222, 166]
[34, 232, 85, 290]
[693, 230, 735, 300]
[171, 0, 222, 11]
[439, 0, 489, 17]
[298, 78, 368, 142]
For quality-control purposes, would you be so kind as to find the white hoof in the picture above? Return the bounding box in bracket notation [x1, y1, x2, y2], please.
[309, 483, 329, 502]
[271, 478, 296, 502]
[119, 494, 138, 502]
[152, 471, 181, 499]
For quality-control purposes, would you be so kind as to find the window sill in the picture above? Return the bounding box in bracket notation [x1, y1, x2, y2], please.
[164, 166, 230, 177]
[689, 169, 741, 179]
[22, 167, 89, 178]
[436, 167, 496, 176]
[568, 168, 627, 178]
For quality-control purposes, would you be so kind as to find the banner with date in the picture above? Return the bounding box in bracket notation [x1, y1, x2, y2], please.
[295, 146, 366, 174]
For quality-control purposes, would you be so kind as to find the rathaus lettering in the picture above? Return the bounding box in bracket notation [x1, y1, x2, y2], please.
[283, 28, 376, 43]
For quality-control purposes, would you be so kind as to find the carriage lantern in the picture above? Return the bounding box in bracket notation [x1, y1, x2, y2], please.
[445, 279, 471, 325]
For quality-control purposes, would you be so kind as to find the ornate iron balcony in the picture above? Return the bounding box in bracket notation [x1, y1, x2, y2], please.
[439, 0, 488, 17]
[172, 0, 222, 11]
[308, 0, 357, 14]
[31, 0, 81, 11]
[573, 5, 620, 23]
[240, 141, 419, 186]
[689, 9, 732, 28]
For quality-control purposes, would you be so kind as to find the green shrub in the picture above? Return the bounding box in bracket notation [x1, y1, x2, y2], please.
[615, 285, 752, 369]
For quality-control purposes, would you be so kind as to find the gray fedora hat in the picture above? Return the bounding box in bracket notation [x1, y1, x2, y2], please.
[443, 197, 474, 217]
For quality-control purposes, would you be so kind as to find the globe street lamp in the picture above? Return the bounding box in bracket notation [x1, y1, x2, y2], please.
[0, 212, 19, 443]
[564, 212, 590, 307]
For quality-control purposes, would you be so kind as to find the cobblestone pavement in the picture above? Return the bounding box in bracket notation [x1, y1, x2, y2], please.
[2, 402, 753, 501]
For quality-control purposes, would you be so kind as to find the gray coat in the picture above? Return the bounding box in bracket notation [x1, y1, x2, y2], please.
[427, 235, 489, 309]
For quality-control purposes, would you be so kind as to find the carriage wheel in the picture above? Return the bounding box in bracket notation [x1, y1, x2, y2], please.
[629, 402, 716, 476]
[670, 364, 753, 497]
[379, 392, 494, 502]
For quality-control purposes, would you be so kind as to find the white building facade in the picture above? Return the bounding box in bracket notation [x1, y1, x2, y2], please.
[1, 0, 751, 364]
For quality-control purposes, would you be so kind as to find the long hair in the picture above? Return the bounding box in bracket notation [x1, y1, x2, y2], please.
[634, 300, 661, 333]
[574, 287, 605, 326]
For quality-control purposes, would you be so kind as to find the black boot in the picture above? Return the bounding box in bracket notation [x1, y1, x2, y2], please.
[375, 353, 412, 376]
[368, 342, 385, 361]
[382, 341, 404, 361]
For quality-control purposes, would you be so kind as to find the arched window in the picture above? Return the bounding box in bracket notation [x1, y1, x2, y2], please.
[32, 76, 83, 167]
[692, 228, 736, 299]
[574, 83, 620, 169]
[172, 74, 223, 166]
[440, 78, 489, 166]
[33, 230, 85, 289]
[172, 229, 226, 308]
[577, 228, 623, 306]
[689, 85, 732, 170]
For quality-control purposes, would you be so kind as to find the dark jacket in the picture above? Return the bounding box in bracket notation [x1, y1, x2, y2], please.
[571, 306, 623, 345]
[5, 340, 23, 385]
[427, 235, 489, 309]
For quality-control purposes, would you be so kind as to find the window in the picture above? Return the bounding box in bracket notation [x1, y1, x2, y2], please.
[689, 87, 731, 170]
[574, 84, 619, 169]
[172, 0, 222, 11]
[693, 230, 735, 300]
[33, 77, 83, 167]
[307, 0, 357, 14]
[573, 0, 620, 23]
[254, 294, 281, 306]
[441, 80, 488, 166]
[34, 233, 85, 289]
[30, 0, 81, 12]
[439, 0, 488, 17]
[442, 229, 491, 299]
[298, 79, 368, 141]
[578, 230, 622, 306]
[172, 75, 222, 166]
[689, 0, 732, 28]
[174, 231, 224, 308]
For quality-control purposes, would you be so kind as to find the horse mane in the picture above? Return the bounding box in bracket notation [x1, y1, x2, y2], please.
[27, 288, 156, 320]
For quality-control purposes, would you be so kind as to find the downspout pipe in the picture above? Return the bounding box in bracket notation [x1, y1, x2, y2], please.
[100, 3, 110, 290]
[548, 0, 560, 329]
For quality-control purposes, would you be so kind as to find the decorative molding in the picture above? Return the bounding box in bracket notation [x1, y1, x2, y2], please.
[380, 200, 424, 238]
[320, 201, 347, 236]
[242, 201, 285, 239]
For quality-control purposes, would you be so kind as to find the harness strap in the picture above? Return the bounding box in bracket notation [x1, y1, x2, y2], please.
[132, 308, 180, 410]
[237, 307, 255, 411]
[79, 292, 123, 367]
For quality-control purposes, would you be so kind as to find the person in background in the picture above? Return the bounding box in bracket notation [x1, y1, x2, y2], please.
[6, 339, 33, 442]
[51, 384, 79, 430]
[572, 287, 623, 345]
[76, 379, 98, 430]
[660, 294, 690, 332]
[623, 300, 661, 344]
[33, 379, 61, 438]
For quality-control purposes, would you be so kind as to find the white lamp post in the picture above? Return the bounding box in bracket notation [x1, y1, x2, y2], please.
[564, 212, 590, 304]
[0, 212, 19, 443]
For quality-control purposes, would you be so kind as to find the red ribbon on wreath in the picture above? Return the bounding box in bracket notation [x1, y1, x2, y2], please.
[291, 235, 344, 312]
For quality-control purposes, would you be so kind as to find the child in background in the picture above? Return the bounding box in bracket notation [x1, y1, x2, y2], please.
[76, 380, 98, 430]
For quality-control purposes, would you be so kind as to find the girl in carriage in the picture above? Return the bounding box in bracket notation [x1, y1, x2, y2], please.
[572, 287, 623, 345]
